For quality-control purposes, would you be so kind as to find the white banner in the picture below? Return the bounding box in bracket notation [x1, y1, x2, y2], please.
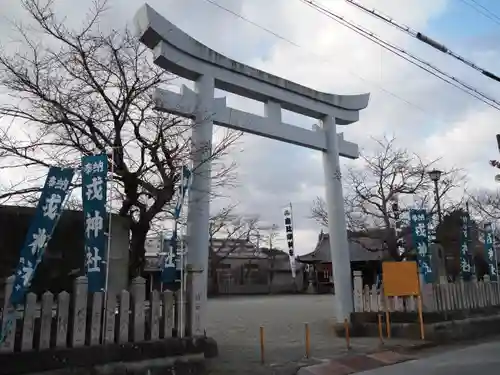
[283, 206, 296, 278]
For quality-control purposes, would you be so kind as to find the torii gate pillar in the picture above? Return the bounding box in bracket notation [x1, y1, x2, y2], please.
[135, 4, 370, 335]
[185, 74, 214, 334]
[320, 116, 353, 320]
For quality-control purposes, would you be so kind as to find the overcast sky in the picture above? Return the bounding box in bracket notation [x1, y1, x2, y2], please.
[1, 0, 500, 254]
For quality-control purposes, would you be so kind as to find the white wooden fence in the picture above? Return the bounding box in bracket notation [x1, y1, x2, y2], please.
[352, 271, 500, 313]
[0, 275, 180, 353]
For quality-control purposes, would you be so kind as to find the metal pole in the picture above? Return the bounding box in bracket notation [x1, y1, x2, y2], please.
[102, 149, 115, 344]
[434, 180, 442, 224]
[434, 179, 446, 281]
[104, 149, 115, 294]
[179, 220, 184, 338]
[160, 231, 164, 293]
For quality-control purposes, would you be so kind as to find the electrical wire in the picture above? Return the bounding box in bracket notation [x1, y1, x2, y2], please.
[299, 0, 500, 111]
[458, 0, 500, 26]
[201, 0, 441, 119]
[343, 0, 500, 84]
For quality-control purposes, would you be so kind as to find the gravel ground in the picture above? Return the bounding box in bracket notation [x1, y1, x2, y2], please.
[203, 294, 417, 375]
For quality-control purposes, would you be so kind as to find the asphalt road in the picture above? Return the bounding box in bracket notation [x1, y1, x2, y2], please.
[360, 339, 500, 374]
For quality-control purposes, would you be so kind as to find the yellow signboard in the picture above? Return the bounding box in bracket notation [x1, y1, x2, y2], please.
[382, 261, 420, 297]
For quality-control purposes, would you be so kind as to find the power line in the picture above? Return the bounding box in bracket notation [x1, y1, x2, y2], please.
[200, 0, 445, 118]
[299, 0, 500, 111]
[202, 0, 430, 114]
[458, 0, 500, 26]
[344, 0, 500, 84]
[202, 0, 301, 47]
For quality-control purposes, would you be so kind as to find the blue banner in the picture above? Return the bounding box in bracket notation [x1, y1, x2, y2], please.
[173, 166, 192, 219]
[484, 222, 498, 281]
[11, 167, 75, 305]
[1, 166, 74, 343]
[82, 155, 108, 292]
[460, 213, 473, 280]
[410, 209, 434, 284]
[160, 230, 177, 284]
[162, 166, 191, 284]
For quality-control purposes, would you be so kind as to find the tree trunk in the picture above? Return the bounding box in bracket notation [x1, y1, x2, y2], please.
[129, 220, 150, 279]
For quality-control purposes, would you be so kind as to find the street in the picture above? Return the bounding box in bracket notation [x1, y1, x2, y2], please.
[359, 339, 500, 374]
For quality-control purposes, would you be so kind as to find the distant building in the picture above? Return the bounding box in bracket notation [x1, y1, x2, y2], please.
[143, 236, 304, 295]
[298, 231, 389, 293]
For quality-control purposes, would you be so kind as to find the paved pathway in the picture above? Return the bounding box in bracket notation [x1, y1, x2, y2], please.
[205, 294, 425, 374]
[354, 339, 500, 375]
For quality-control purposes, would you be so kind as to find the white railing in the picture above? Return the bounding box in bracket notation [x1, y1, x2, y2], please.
[352, 271, 500, 313]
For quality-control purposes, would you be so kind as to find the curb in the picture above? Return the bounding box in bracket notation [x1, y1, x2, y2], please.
[297, 350, 415, 375]
[382, 341, 439, 353]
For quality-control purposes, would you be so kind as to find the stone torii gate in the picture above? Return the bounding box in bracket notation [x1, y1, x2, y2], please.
[135, 4, 370, 334]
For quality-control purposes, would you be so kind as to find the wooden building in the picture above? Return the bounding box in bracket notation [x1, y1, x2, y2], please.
[297, 231, 389, 293]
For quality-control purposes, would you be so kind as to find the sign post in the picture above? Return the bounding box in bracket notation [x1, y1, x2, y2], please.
[382, 261, 424, 340]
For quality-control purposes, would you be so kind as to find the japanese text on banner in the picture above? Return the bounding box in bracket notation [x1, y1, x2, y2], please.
[10, 167, 75, 306]
[459, 214, 473, 280]
[483, 223, 497, 281]
[162, 166, 191, 284]
[410, 209, 433, 284]
[82, 155, 108, 292]
[283, 207, 296, 278]
[1, 167, 74, 345]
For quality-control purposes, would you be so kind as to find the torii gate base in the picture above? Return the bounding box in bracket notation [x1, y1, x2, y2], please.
[135, 4, 370, 335]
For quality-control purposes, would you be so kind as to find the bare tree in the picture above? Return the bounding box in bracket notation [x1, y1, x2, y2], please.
[208, 205, 259, 294]
[467, 189, 500, 239]
[256, 224, 282, 291]
[0, 0, 241, 276]
[311, 136, 465, 259]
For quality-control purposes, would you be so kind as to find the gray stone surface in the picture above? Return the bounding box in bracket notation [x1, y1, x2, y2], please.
[358, 339, 500, 374]
[205, 295, 423, 374]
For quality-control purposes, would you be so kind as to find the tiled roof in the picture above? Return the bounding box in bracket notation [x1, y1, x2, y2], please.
[297, 232, 388, 263]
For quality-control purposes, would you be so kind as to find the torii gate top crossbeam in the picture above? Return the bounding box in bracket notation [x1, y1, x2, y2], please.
[134, 4, 370, 125]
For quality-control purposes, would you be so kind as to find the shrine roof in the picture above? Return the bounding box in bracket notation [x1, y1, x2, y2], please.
[298, 232, 388, 263]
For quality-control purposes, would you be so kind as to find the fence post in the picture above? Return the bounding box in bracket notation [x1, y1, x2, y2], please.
[0, 275, 16, 353]
[39, 291, 54, 350]
[363, 285, 371, 312]
[163, 291, 174, 338]
[131, 277, 146, 342]
[21, 292, 37, 351]
[150, 290, 161, 340]
[118, 290, 130, 344]
[104, 293, 116, 344]
[370, 284, 378, 311]
[71, 276, 88, 348]
[90, 292, 103, 346]
[352, 271, 363, 312]
[56, 291, 70, 348]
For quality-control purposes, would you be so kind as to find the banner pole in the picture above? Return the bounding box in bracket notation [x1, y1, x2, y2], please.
[104, 149, 115, 294]
[102, 150, 115, 343]
[181, 221, 186, 338]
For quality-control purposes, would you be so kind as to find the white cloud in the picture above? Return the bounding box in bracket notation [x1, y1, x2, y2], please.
[1, 0, 499, 255]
